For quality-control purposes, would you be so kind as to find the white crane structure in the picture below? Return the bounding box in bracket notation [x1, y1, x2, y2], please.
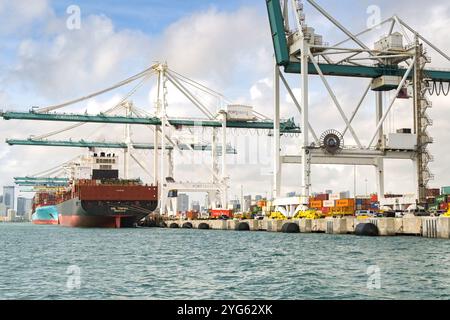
[3, 62, 301, 216]
[267, 0, 450, 205]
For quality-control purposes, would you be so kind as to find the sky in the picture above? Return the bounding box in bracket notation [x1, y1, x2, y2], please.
[1, 0, 450, 203]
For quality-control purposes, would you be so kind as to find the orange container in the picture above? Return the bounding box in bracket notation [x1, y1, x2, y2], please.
[257, 200, 266, 208]
[186, 211, 198, 220]
[336, 199, 355, 208]
[309, 200, 323, 208]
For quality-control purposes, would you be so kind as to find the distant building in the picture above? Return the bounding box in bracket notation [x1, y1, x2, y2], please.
[255, 195, 262, 201]
[340, 191, 351, 199]
[177, 193, 189, 212]
[2, 186, 15, 215]
[191, 201, 200, 212]
[0, 203, 6, 217]
[325, 190, 333, 194]
[286, 192, 296, 197]
[0, 195, 3, 203]
[17, 197, 33, 216]
[229, 199, 240, 211]
[243, 195, 251, 212]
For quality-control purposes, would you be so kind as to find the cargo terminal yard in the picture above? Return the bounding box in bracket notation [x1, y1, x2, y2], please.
[1, 0, 450, 237]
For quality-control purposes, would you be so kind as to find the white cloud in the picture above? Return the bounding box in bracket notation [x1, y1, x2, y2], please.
[0, 0, 51, 35]
[1, 1, 450, 201]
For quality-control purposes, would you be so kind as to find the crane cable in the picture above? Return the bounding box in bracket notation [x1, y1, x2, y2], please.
[32, 71, 155, 140]
[30, 155, 81, 177]
[426, 80, 450, 96]
[35, 66, 157, 113]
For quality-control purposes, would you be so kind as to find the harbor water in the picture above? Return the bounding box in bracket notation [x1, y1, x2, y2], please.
[0, 223, 449, 300]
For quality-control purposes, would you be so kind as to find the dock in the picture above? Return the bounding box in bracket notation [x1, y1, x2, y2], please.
[164, 216, 450, 239]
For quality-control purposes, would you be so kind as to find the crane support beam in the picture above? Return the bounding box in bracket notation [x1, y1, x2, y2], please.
[283, 62, 450, 82]
[0, 112, 301, 133]
[6, 138, 237, 153]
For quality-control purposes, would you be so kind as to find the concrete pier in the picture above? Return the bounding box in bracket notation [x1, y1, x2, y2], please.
[164, 216, 450, 240]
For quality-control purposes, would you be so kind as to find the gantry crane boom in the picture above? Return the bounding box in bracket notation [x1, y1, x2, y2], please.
[6, 138, 237, 153]
[0, 111, 300, 133]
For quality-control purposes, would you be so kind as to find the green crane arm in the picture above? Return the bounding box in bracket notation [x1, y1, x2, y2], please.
[6, 138, 238, 154]
[0, 111, 301, 133]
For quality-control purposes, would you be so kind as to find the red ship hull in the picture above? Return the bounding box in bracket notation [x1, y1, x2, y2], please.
[56, 183, 158, 228]
[58, 214, 137, 228]
[32, 220, 59, 225]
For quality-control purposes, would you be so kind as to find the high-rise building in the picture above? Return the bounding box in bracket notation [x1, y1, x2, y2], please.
[17, 197, 33, 216]
[177, 193, 189, 213]
[286, 191, 296, 197]
[3, 186, 15, 214]
[243, 195, 251, 212]
[229, 199, 240, 211]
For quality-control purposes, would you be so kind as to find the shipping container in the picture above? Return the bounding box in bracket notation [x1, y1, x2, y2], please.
[329, 194, 340, 201]
[440, 202, 449, 211]
[257, 200, 266, 208]
[210, 209, 233, 219]
[315, 194, 329, 201]
[186, 211, 198, 220]
[321, 207, 330, 214]
[442, 186, 450, 195]
[426, 188, 440, 198]
[322, 200, 335, 208]
[436, 195, 448, 204]
[336, 199, 355, 208]
[370, 194, 378, 202]
[309, 200, 323, 208]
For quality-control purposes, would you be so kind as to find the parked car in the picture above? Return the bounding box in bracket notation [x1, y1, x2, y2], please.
[381, 211, 396, 218]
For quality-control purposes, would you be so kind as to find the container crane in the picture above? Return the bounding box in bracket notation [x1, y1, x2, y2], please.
[266, 0, 450, 205]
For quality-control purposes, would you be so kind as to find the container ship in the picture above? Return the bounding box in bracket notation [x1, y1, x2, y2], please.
[56, 151, 158, 228]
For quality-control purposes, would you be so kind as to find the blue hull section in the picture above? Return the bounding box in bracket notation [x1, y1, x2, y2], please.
[32, 206, 59, 224]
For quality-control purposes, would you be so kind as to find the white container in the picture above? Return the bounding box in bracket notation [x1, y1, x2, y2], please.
[385, 133, 417, 150]
[226, 105, 256, 121]
[323, 200, 335, 208]
[329, 194, 340, 201]
[375, 32, 404, 51]
[371, 75, 402, 91]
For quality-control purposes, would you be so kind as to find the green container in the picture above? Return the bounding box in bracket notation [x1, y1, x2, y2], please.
[436, 195, 447, 203]
[442, 186, 450, 195]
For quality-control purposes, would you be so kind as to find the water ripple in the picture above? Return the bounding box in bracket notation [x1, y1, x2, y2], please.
[0, 223, 449, 299]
